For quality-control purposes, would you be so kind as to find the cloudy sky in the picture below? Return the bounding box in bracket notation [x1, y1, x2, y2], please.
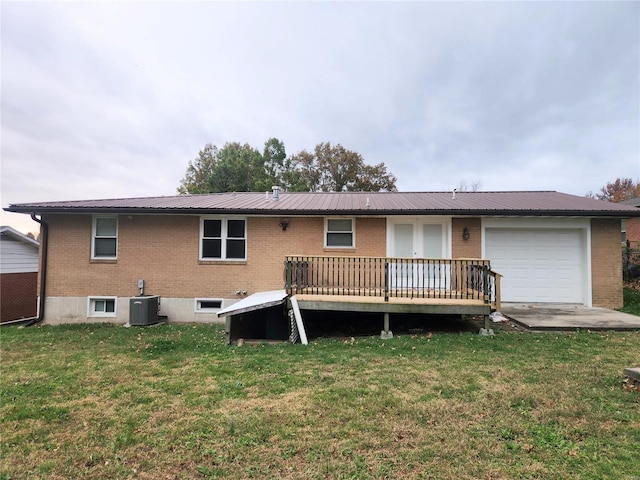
[2, 1, 639, 233]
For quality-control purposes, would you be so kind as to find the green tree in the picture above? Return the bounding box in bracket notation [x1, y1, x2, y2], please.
[177, 139, 279, 194]
[177, 143, 218, 194]
[260, 137, 286, 190]
[290, 142, 397, 192]
[208, 142, 265, 193]
[177, 139, 397, 194]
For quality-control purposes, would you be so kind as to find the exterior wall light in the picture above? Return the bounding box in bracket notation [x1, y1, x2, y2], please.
[279, 220, 290, 231]
[463, 227, 470, 241]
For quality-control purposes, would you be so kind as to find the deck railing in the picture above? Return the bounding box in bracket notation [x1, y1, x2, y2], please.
[284, 255, 500, 307]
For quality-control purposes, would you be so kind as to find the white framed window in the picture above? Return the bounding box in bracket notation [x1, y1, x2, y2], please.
[194, 298, 224, 313]
[88, 296, 117, 318]
[325, 218, 355, 248]
[92, 216, 118, 259]
[200, 217, 246, 260]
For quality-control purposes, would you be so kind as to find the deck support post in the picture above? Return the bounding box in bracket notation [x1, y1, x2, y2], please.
[479, 314, 494, 336]
[380, 312, 393, 339]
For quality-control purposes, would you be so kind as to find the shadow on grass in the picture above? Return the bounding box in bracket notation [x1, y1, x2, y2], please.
[303, 311, 479, 339]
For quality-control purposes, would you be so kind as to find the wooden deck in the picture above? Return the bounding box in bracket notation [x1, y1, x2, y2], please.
[283, 256, 500, 337]
[293, 293, 491, 316]
[285, 256, 501, 314]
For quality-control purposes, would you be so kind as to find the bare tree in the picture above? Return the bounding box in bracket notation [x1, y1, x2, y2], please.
[457, 180, 482, 192]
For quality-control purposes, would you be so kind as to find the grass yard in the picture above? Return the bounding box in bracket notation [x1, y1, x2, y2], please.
[619, 287, 640, 316]
[1, 321, 639, 480]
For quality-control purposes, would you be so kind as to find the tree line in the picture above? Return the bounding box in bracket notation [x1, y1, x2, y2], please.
[177, 137, 639, 201]
[177, 138, 397, 194]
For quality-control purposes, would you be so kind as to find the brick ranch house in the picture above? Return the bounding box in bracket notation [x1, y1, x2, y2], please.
[5, 190, 640, 335]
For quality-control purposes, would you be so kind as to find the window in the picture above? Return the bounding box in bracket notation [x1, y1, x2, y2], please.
[200, 218, 246, 260]
[195, 298, 224, 313]
[92, 216, 117, 259]
[325, 218, 354, 248]
[88, 297, 117, 317]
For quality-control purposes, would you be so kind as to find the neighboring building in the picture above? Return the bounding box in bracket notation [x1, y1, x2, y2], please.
[4, 190, 640, 328]
[620, 197, 640, 247]
[0, 226, 39, 323]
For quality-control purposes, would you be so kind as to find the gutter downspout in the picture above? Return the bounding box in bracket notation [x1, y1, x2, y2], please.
[21, 214, 48, 326]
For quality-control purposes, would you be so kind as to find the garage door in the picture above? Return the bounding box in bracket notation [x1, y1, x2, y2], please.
[485, 229, 584, 303]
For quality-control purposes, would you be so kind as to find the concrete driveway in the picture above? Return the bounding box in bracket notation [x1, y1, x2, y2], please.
[500, 303, 640, 331]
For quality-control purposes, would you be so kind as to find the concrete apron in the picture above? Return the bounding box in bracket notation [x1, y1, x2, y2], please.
[500, 303, 640, 331]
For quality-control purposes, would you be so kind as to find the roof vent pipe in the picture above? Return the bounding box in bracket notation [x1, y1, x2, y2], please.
[452, 188, 457, 200]
[272, 186, 281, 200]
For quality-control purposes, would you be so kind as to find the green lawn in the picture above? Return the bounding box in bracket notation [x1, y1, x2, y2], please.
[619, 287, 640, 316]
[1, 322, 639, 480]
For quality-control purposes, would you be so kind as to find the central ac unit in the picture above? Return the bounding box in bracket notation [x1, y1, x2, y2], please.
[129, 296, 160, 326]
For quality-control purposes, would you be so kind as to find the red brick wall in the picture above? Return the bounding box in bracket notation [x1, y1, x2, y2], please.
[591, 218, 623, 308]
[40, 214, 625, 309]
[1, 272, 37, 322]
[43, 214, 387, 299]
[625, 218, 640, 247]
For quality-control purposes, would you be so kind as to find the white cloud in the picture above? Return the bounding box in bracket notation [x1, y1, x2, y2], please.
[1, 1, 638, 233]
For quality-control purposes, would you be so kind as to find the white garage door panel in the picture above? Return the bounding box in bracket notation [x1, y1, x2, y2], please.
[485, 229, 584, 303]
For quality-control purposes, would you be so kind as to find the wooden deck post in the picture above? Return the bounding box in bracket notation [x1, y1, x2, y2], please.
[494, 272, 502, 311]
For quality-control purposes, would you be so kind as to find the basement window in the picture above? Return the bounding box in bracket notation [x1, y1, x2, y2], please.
[88, 297, 117, 317]
[195, 298, 224, 313]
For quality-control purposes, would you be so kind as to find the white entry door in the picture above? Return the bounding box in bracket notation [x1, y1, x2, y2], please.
[391, 222, 445, 258]
[390, 221, 448, 289]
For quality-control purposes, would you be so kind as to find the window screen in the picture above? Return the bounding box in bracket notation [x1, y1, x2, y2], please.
[326, 219, 354, 247]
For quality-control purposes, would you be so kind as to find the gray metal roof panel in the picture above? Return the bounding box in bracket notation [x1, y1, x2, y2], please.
[619, 197, 640, 208]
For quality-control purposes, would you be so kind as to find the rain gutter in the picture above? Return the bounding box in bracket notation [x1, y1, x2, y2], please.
[6, 207, 640, 218]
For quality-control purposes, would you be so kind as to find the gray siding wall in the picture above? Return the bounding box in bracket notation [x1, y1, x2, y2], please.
[0, 237, 39, 274]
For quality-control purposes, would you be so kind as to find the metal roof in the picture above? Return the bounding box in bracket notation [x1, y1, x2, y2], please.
[0, 226, 39, 247]
[5, 191, 640, 217]
[619, 197, 640, 208]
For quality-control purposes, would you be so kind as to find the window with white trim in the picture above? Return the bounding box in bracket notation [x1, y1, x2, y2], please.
[325, 218, 354, 248]
[88, 297, 117, 317]
[200, 218, 246, 260]
[92, 216, 118, 259]
[195, 298, 224, 313]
